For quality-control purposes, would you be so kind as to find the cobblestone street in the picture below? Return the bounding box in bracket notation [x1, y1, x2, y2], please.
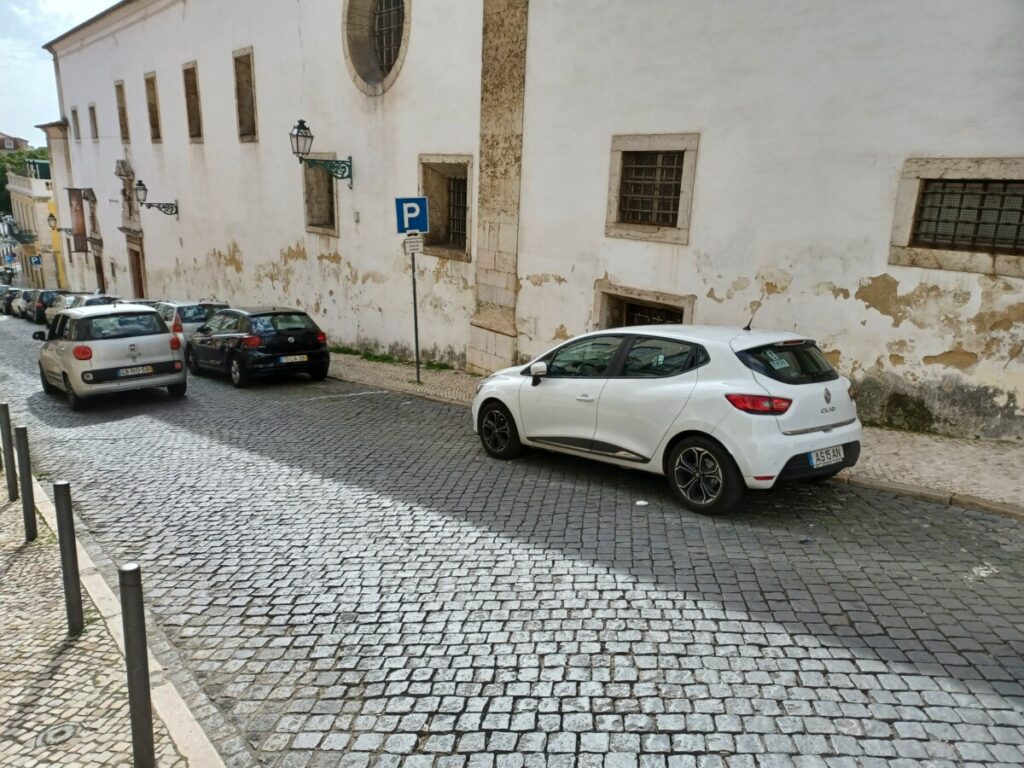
[1, 315, 1023, 767]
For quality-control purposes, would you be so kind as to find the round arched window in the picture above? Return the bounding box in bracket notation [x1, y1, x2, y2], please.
[343, 0, 410, 96]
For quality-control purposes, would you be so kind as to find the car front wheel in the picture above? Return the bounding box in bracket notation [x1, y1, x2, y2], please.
[187, 348, 202, 376]
[478, 401, 522, 459]
[229, 355, 250, 388]
[667, 436, 743, 515]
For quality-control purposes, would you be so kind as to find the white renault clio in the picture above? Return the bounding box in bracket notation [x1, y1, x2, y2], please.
[472, 325, 861, 515]
[34, 304, 187, 410]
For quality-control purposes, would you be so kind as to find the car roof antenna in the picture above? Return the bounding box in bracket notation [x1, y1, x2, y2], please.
[743, 291, 767, 331]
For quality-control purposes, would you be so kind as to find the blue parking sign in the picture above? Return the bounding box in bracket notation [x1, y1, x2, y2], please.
[29, 255, 42, 267]
[395, 197, 429, 234]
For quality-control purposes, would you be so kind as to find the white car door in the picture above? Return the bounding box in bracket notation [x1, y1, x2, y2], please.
[593, 336, 700, 462]
[518, 335, 626, 451]
[40, 315, 69, 384]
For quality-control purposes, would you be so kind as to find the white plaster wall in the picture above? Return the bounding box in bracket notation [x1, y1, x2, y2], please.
[53, 0, 482, 361]
[517, 0, 1024, 418]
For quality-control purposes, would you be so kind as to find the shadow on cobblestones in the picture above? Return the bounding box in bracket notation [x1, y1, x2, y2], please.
[2, 349, 1023, 766]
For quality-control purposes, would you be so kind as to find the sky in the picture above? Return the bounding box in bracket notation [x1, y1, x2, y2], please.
[0, 0, 116, 147]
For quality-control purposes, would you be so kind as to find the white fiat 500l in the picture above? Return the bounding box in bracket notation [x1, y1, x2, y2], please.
[34, 304, 187, 410]
[471, 325, 861, 515]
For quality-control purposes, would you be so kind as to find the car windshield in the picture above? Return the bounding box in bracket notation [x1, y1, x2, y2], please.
[180, 304, 224, 323]
[737, 341, 839, 384]
[249, 313, 318, 333]
[75, 312, 167, 341]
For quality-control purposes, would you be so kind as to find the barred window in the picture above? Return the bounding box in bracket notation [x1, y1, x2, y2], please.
[373, 0, 404, 77]
[618, 151, 684, 227]
[448, 177, 468, 248]
[912, 179, 1024, 256]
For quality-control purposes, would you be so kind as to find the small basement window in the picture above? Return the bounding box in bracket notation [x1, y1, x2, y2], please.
[911, 179, 1023, 256]
[419, 154, 472, 261]
[594, 280, 696, 330]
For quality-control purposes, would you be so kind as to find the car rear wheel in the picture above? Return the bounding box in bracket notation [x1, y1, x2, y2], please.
[229, 355, 250, 388]
[478, 401, 522, 459]
[39, 365, 57, 395]
[186, 348, 202, 376]
[168, 381, 187, 398]
[310, 366, 329, 381]
[63, 374, 85, 411]
[667, 436, 743, 515]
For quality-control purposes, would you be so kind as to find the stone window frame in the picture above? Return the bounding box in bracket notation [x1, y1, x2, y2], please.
[88, 104, 99, 141]
[144, 72, 162, 143]
[114, 80, 130, 144]
[303, 152, 339, 237]
[342, 0, 412, 97]
[417, 153, 473, 262]
[232, 47, 258, 143]
[592, 279, 697, 331]
[605, 133, 699, 246]
[182, 61, 204, 143]
[889, 157, 1024, 279]
[70, 108, 81, 141]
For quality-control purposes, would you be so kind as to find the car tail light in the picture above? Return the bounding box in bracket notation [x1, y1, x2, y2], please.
[316, 331, 327, 345]
[169, 335, 181, 350]
[172, 315, 183, 333]
[36, 301, 44, 308]
[725, 393, 792, 414]
[242, 335, 262, 348]
[72, 345, 92, 361]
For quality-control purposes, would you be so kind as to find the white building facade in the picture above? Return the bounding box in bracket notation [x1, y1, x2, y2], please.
[45, 0, 1024, 438]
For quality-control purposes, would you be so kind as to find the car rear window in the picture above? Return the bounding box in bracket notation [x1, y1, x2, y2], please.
[737, 341, 838, 384]
[83, 296, 115, 306]
[179, 304, 225, 323]
[75, 312, 167, 341]
[249, 313, 318, 333]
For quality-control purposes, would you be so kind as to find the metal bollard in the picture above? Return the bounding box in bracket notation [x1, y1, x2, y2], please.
[14, 426, 36, 542]
[54, 482, 84, 636]
[119, 563, 155, 768]
[0, 404, 17, 501]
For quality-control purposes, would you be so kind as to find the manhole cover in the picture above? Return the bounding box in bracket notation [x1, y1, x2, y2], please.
[36, 722, 78, 747]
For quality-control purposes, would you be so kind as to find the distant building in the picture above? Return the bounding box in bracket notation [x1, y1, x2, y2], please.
[6, 159, 64, 288]
[42, 0, 1024, 438]
[0, 133, 30, 154]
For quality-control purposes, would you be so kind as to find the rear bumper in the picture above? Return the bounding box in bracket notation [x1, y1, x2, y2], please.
[241, 349, 330, 377]
[776, 440, 860, 482]
[74, 371, 186, 396]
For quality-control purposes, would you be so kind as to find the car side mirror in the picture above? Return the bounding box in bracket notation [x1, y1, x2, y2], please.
[197, 325, 209, 334]
[530, 361, 547, 386]
[32, 331, 46, 341]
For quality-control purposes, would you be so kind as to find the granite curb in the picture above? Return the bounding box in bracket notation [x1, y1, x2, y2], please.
[29, 474, 226, 768]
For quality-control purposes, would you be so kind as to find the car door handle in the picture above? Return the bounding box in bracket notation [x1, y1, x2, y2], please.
[576, 395, 595, 403]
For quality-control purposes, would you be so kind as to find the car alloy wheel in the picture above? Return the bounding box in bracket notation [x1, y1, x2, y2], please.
[667, 436, 742, 515]
[230, 356, 249, 388]
[478, 402, 522, 459]
[673, 446, 723, 505]
[187, 349, 201, 376]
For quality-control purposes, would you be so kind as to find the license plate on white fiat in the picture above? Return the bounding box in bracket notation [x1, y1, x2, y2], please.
[117, 365, 154, 378]
[279, 354, 308, 363]
[809, 445, 844, 468]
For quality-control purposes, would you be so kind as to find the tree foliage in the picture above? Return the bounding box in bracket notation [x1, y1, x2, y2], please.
[0, 148, 50, 215]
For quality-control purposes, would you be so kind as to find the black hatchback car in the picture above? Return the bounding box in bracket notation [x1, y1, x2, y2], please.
[31, 289, 70, 323]
[186, 307, 330, 387]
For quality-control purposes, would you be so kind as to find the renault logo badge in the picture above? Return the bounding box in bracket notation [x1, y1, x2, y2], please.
[824, 387, 832, 404]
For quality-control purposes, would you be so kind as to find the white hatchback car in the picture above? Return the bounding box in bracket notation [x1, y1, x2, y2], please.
[34, 304, 187, 410]
[472, 325, 861, 515]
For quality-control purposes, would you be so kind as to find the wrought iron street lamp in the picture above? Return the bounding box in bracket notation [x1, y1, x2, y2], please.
[47, 213, 72, 234]
[134, 180, 179, 218]
[289, 119, 354, 189]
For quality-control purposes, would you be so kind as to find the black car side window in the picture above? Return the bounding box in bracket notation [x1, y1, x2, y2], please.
[620, 337, 696, 378]
[219, 314, 241, 333]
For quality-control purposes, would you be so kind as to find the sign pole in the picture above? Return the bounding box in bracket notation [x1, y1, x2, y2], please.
[411, 249, 421, 384]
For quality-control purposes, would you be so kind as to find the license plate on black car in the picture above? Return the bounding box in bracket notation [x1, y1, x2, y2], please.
[809, 445, 844, 467]
[279, 355, 308, 363]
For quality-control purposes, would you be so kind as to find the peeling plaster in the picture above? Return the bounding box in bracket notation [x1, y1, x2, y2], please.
[523, 273, 568, 287]
[814, 280, 850, 300]
[551, 324, 570, 341]
[706, 287, 724, 304]
[923, 346, 979, 370]
[756, 268, 792, 296]
[855, 273, 970, 330]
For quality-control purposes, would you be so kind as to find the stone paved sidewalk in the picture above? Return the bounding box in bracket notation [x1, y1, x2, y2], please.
[327, 353, 1024, 512]
[0, 499, 186, 767]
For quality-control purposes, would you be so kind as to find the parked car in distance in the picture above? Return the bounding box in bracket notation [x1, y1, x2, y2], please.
[187, 307, 330, 387]
[33, 303, 187, 410]
[69, 293, 119, 310]
[472, 325, 862, 516]
[154, 300, 229, 350]
[2, 287, 19, 315]
[0, 286, 15, 314]
[45, 293, 87, 325]
[30, 289, 70, 324]
[113, 298, 161, 308]
[12, 289, 37, 319]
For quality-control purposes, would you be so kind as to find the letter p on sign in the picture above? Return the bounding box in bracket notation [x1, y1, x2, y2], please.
[395, 197, 430, 234]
